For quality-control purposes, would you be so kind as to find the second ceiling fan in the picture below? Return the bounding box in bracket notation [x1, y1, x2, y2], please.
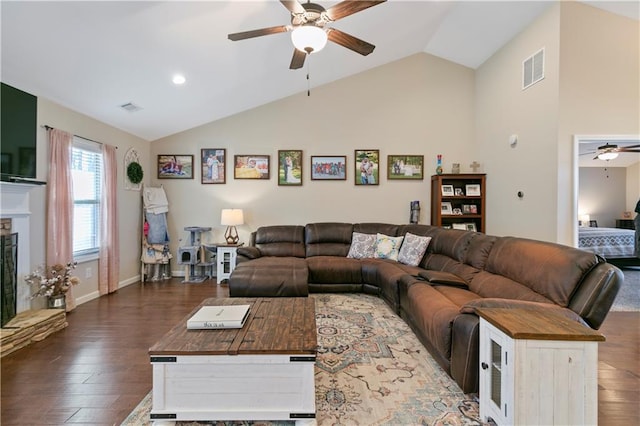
[228, 0, 386, 70]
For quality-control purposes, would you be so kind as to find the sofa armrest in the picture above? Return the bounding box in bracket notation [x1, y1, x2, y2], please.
[237, 246, 262, 260]
[460, 298, 587, 326]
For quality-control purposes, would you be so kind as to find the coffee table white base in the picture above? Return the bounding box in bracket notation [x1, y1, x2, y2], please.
[150, 354, 316, 425]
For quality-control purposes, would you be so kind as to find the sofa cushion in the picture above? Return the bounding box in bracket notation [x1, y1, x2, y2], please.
[305, 222, 353, 257]
[354, 223, 399, 237]
[374, 233, 404, 260]
[398, 233, 431, 266]
[460, 298, 587, 325]
[306, 256, 363, 284]
[254, 225, 306, 258]
[346, 232, 377, 259]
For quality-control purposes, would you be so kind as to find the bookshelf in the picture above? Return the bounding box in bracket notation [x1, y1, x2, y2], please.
[431, 174, 486, 233]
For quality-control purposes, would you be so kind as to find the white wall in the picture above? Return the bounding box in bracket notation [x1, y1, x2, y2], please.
[151, 54, 476, 262]
[30, 98, 149, 307]
[626, 162, 640, 213]
[579, 166, 628, 227]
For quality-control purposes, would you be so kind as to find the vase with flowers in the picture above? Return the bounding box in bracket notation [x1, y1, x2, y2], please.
[25, 262, 79, 309]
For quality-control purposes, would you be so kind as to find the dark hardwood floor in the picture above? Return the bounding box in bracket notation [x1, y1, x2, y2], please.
[1, 279, 638, 425]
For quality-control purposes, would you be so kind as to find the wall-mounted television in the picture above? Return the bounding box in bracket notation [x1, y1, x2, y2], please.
[1, 82, 38, 183]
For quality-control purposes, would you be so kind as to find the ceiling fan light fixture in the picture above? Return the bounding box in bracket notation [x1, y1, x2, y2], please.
[597, 152, 619, 161]
[291, 25, 327, 54]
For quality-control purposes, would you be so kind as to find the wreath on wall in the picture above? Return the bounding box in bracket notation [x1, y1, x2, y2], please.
[127, 161, 144, 184]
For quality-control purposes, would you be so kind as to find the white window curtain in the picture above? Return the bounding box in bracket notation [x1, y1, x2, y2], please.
[46, 128, 76, 311]
[99, 144, 119, 295]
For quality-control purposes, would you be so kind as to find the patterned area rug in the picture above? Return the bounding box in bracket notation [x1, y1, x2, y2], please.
[122, 293, 480, 425]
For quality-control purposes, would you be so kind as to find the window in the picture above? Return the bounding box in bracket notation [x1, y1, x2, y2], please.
[71, 137, 102, 257]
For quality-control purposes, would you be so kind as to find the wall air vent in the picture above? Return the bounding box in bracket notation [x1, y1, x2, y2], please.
[119, 102, 143, 113]
[522, 48, 544, 90]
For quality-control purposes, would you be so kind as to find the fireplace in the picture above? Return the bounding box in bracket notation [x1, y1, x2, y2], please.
[1, 232, 17, 327]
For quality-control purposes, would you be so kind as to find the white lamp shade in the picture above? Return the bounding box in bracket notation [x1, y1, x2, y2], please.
[597, 152, 618, 160]
[221, 209, 244, 226]
[291, 25, 327, 53]
[579, 214, 590, 226]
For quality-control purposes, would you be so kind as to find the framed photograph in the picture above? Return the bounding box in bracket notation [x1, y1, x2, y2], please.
[452, 223, 467, 230]
[387, 155, 424, 180]
[201, 149, 226, 184]
[311, 155, 346, 180]
[441, 184, 454, 196]
[441, 202, 453, 215]
[157, 155, 194, 179]
[354, 149, 379, 185]
[278, 150, 302, 186]
[462, 204, 478, 214]
[234, 155, 270, 179]
[465, 223, 477, 232]
[454, 187, 464, 196]
[466, 184, 481, 196]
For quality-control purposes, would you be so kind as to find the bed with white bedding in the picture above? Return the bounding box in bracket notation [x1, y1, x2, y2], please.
[578, 226, 636, 258]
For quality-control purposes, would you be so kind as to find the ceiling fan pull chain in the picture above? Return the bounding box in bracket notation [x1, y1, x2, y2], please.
[307, 55, 311, 96]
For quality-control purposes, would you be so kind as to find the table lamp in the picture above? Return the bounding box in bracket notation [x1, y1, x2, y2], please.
[221, 209, 243, 244]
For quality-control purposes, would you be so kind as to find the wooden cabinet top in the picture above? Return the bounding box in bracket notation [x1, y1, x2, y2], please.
[149, 297, 317, 356]
[477, 308, 605, 342]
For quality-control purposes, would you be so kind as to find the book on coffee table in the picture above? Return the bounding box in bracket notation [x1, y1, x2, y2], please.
[187, 304, 251, 329]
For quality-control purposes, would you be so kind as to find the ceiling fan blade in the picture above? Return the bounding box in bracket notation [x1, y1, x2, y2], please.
[228, 25, 289, 41]
[327, 28, 375, 56]
[325, 0, 386, 21]
[290, 49, 306, 69]
[620, 149, 640, 153]
[280, 0, 305, 14]
[619, 144, 640, 150]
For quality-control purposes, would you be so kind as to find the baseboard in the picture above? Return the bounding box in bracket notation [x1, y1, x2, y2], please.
[75, 275, 141, 306]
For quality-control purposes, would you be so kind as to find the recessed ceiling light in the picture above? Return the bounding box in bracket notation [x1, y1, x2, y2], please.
[172, 74, 186, 85]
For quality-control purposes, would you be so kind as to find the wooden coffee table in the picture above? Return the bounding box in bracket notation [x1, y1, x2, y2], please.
[149, 297, 317, 425]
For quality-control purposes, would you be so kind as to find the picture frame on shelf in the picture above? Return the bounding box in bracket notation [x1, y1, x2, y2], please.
[465, 222, 477, 232]
[387, 155, 424, 180]
[311, 155, 347, 180]
[441, 184, 454, 196]
[452, 223, 467, 230]
[465, 183, 481, 196]
[234, 155, 270, 180]
[157, 155, 194, 179]
[278, 150, 302, 186]
[462, 204, 478, 214]
[201, 149, 226, 184]
[354, 149, 379, 185]
[441, 202, 453, 215]
[454, 187, 464, 196]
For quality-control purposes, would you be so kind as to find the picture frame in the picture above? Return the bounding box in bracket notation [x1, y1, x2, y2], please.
[234, 155, 270, 179]
[462, 204, 478, 214]
[354, 149, 379, 185]
[387, 155, 424, 180]
[454, 187, 464, 196]
[465, 183, 481, 196]
[452, 223, 467, 230]
[441, 202, 453, 215]
[278, 150, 302, 186]
[201, 149, 226, 184]
[441, 184, 454, 196]
[157, 155, 194, 179]
[465, 222, 477, 232]
[311, 155, 347, 180]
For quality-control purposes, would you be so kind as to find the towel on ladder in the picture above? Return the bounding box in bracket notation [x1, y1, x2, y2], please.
[143, 186, 169, 214]
[146, 212, 169, 244]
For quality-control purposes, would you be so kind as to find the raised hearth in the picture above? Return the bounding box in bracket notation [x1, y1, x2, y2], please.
[1, 309, 67, 357]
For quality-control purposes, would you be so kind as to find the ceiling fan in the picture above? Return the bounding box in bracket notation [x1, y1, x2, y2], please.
[581, 143, 640, 160]
[228, 0, 386, 70]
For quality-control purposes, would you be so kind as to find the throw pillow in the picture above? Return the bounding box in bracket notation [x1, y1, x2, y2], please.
[374, 233, 404, 261]
[397, 233, 431, 266]
[346, 232, 376, 259]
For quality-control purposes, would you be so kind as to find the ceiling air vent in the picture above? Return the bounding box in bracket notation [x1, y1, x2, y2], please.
[522, 48, 544, 90]
[119, 102, 143, 113]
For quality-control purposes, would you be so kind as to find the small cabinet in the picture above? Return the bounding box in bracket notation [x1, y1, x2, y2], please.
[431, 174, 486, 233]
[478, 308, 604, 426]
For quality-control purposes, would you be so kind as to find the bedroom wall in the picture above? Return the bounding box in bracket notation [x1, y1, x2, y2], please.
[578, 166, 628, 228]
[626, 162, 640, 214]
[150, 53, 476, 268]
[29, 97, 150, 307]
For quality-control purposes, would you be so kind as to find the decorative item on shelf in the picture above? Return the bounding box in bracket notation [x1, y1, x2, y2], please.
[436, 154, 443, 175]
[25, 261, 79, 310]
[451, 163, 460, 174]
[410, 201, 420, 224]
[221, 209, 244, 244]
[469, 161, 481, 172]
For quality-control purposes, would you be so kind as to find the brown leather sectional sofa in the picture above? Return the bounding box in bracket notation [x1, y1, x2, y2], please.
[228, 222, 622, 393]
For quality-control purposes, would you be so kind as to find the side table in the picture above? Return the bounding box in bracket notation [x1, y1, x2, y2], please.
[216, 244, 241, 284]
[477, 308, 604, 425]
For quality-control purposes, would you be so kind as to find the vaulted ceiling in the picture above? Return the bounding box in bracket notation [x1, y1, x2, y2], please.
[2, 1, 637, 141]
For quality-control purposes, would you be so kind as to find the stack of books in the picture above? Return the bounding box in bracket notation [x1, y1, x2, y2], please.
[187, 304, 250, 329]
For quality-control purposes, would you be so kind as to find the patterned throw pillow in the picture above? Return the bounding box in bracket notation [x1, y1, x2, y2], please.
[346, 232, 377, 259]
[398, 232, 432, 266]
[374, 233, 404, 261]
